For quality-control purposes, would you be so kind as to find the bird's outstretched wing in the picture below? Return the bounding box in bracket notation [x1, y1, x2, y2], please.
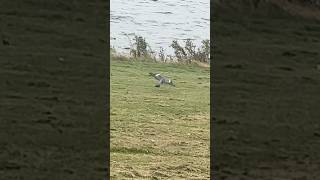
[149, 72, 162, 80]
[149, 72, 176, 87]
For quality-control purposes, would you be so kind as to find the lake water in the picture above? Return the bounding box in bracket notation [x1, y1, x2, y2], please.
[110, 0, 210, 56]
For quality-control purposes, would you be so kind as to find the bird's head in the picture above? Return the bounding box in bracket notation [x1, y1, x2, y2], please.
[168, 80, 176, 87]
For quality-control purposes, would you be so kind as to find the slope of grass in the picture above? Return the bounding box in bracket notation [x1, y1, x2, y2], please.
[110, 58, 210, 179]
[213, 1, 320, 179]
[0, 0, 108, 179]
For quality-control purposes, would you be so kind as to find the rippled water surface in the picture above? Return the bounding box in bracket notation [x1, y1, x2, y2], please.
[111, 0, 210, 55]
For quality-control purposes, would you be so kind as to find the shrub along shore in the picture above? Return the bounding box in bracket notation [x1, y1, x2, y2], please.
[111, 35, 210, 65]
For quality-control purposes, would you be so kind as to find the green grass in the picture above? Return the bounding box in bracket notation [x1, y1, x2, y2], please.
[110, 58, 210, 179]
[213, 1, 320, 179]
[0, 0, 108, 179]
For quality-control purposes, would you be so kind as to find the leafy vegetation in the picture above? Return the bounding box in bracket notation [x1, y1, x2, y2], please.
[170, 39, 210, 63]
[129, 35, 154, 59]
[123, 35, 210, 64]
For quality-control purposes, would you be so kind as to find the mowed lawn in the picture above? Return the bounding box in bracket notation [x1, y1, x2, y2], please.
[110, 58, 210, 179]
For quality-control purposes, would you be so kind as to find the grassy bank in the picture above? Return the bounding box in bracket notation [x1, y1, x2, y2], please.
[213, 1, 320, 179]
[0, 0, 108, 179]
[110, 57, 210, 179]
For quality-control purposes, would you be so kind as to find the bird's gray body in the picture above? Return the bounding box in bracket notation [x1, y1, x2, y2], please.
[149, 73, 175, 87]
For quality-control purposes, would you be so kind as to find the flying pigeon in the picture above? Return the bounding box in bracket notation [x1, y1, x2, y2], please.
[149, 72, 175, 87]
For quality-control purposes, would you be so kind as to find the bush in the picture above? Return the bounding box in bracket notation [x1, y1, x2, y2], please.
[170, 40, 187, 63]
[124, 35, 210, 63]
[170, 39, 210, 63]
[159, 47, 166, 62]
[129, 35, 154, 59]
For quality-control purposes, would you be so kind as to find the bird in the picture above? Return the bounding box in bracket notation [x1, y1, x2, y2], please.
[149, 72, 175, 87]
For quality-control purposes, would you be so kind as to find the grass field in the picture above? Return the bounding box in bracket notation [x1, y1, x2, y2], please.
[0, 1, 108, 179]
[213, 1, 320, 179]
[110, 58, 210, 179]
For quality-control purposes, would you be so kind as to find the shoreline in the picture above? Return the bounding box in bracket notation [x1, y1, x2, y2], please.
[111, 50, 211, 68]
